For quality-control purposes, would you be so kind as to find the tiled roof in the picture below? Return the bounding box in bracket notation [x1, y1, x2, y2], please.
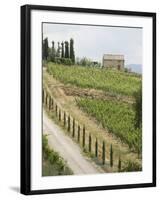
[103, 54, 124, 60]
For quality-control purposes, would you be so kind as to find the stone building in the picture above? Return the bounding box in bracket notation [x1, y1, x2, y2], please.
[102, 54, 125, 70]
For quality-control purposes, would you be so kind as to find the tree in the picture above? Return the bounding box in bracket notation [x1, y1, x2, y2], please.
[50, 41, 56, 61]
[110, 144, 113, 167]
[70, 38, 75, 64]
[61, 42, 64, 58]
[56, 42, 61, 57]
[42, 37, 49, 60]
[133, 85, 142, 128]
[64, 41, 69, 58]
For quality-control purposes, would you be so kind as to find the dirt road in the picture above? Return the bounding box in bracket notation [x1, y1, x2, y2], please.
[43, 110, 103, 175]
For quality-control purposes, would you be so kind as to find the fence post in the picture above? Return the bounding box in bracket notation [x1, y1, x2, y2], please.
[64, 111, 66, 127]
[78, 125, 80, 142]
[68, 115, 70, 132]
[118, 155, 121, 172]
[102, 141, 105, 165]
[72, 118, 75, 138]
[59, 108, 61, 121]
[89, 135, 92, 152]
[110, 144, 113, 167]
[82, 125, 85, 148]
[95, 138, 98, 157]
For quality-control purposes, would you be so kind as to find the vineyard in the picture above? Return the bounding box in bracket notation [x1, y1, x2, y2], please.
[47, 62, 141, 96]
[43, 62, 142, 173]
[76, 98, 142, 153]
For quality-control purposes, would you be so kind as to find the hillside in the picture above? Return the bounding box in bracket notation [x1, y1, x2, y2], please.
[47, 62, 141, 97]
[43, 63, 142, 172]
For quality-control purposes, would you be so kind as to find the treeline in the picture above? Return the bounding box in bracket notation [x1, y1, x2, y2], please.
[43, 37, 101, 67]
[43, 37, 75, 65]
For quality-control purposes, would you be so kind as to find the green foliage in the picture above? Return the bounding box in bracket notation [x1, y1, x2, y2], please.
[76, 98, 142, 153]
[56, 42, 61, 57]
[65, 41, 69, 58]
[45, 38, 75, 64]
[76, 57, 101, 67]
[70, 38, 75, 64]
[47, 63, 141, 96]
[61, 42, 64, 58]
[48, 151, 59, 164]
[48, 41, 56, 62]
[53, 57, 72, 65]
[133, 85, 142, 129]
[118, 156, 121, 172]
[121, 160, 142, 172]
[42, 37, 49, 60]
[110, 144, 113, 167]
[42, 135, 73, 176]
[62, 58, 72, 65]
[42, 134, 48, 152]
[124, 67, 129, 73]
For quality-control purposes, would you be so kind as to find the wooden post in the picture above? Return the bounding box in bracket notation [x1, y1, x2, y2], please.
[72, 118, 75, 138]
[118, 155, 121, 172]
[68, 115, 70, 132]
[110, 144, 113, 167]
[82, 125, 85, 148]
[102, 141, 105, 165]
[95, 138, 98, 157]
[89, 135, 92, 152]
[59, 108, 61, 121]
[64, 111, 66, 127]
[77, 125, 80, 142]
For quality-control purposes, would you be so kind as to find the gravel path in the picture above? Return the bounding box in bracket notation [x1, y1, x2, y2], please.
[43, 110, 103, 175]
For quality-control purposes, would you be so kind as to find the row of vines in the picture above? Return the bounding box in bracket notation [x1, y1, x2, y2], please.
[43, 88, 122, 172]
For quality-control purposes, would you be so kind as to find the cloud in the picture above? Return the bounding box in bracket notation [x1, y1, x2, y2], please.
[43, 23, 142, 65]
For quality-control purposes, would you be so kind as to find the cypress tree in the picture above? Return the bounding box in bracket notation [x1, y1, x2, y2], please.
[118, 155, 121, 172]
[42, 37, 49, 60]
[95, 138, 98, 157]
[110, 144, 113, 167]
[70, 38, 75, 64]
[61, 42, 64, 58]
[51, 41, 56, 61]
[102, 141, 105, 165]
[57, 42, 61, 57]
[64, 41, 69, 58]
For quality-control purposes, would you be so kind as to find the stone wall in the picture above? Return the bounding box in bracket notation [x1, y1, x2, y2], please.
[103, 59, 124, 70]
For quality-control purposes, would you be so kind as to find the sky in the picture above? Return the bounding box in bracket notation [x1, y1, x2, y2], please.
[43, 23, 142, 65]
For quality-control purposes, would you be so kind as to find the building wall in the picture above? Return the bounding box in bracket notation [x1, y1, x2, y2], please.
[103, 59, 124, 70]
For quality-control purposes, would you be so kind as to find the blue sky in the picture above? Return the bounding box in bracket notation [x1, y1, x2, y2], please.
[43, 23, 142, 65]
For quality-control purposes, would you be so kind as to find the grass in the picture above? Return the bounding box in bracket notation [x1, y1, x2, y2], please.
[42, 135, 73, 176]
[47, 62, 141, 96]
[76, 98, 142, 153]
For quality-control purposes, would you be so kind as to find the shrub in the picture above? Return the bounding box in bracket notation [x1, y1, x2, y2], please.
[63, 58, 72, 65]
[121, 160, 142, 172]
